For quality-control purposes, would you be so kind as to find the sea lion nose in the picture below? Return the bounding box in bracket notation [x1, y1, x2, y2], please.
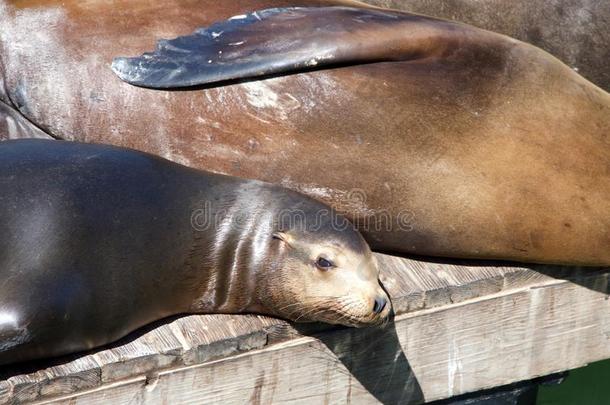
[372, 297, 387, 314]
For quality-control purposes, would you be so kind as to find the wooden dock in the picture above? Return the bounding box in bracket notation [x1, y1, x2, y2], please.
[0, 253, 608, 404]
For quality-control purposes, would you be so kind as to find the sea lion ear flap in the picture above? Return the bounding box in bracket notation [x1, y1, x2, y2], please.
[111, 6, 435, 89]
[272, 231, 293, 246]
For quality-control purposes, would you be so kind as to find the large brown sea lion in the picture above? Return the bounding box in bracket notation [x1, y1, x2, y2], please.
[0, 139, 389, 366]
[0, 0, 608, 265]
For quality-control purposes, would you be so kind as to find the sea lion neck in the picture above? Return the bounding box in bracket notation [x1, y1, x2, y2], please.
[185, 177, 279, 314]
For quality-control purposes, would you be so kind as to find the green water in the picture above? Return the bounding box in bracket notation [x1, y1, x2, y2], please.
[537, 359, 610, 405]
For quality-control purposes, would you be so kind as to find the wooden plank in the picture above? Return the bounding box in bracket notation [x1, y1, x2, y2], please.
[0, 253, 608, 403]
[33, 273, 610, 404]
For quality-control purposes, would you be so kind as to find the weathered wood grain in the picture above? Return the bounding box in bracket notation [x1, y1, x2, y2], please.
[0, 253, 608, 404]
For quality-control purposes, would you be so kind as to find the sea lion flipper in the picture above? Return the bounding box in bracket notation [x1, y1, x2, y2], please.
[111, 7, 445, 89]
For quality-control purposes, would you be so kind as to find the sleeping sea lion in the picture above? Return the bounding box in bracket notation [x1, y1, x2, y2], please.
[0, 139, 390, 366]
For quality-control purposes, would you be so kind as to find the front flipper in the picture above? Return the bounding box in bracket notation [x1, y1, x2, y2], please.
[111, 6, 458, 89]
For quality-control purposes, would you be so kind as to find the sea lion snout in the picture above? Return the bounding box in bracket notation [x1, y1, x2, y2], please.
[360, 285, 392, 325]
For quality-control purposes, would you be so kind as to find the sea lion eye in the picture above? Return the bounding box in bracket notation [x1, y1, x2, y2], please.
[316, 257, 334, 270]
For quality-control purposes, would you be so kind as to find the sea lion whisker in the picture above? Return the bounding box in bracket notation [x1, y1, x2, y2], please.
[278, 302, 308, 312]
[329, 300, 360, 324]
[281, 299, 328, 315]
[294, 301, 334, 322]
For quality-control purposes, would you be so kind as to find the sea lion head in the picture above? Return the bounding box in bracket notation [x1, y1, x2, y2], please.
[254, 200, 392, 328]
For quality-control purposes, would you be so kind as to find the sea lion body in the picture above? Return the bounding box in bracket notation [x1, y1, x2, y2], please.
[0, 1, 608, 265]
[0, 139, 389, 366]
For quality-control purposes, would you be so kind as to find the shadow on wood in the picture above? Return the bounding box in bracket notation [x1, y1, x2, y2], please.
[297, 320, 425, 405]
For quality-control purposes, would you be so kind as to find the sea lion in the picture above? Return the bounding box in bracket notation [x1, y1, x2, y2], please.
[0, 139, 390, 366]
[0, 1, 608, 265]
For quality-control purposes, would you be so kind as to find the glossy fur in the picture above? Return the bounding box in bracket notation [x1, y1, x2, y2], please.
[0, 140, 389, 366]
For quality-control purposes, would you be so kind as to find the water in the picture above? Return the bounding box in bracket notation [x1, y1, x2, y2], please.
[537, 359, 610, 405]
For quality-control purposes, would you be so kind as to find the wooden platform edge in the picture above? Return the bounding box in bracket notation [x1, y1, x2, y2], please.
[25, 272, 610, 404]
